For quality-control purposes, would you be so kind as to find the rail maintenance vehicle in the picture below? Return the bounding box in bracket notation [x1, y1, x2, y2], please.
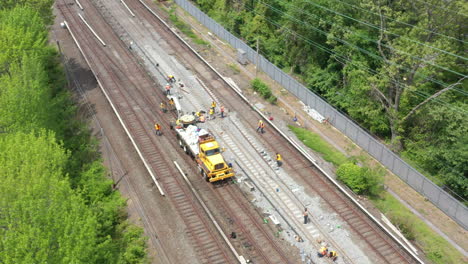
[172, 114, 234, 182]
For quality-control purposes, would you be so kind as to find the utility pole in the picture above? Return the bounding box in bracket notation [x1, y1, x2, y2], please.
[255, 38, 259, 77]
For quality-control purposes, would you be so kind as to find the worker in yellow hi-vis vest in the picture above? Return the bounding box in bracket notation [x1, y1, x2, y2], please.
[154, 123, 161, 136]
[276, 153, 282, 167]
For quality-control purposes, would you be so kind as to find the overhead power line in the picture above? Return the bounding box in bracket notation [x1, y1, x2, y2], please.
[299, 0, 468, 61]
[259, 1, 468, 96]
[243, 5, 468, 115]
[412, 0, 468, 17]
[327, 0, 467, 44]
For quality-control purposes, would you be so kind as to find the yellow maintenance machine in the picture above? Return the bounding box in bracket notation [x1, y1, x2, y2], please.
[173, 114, 234, 182]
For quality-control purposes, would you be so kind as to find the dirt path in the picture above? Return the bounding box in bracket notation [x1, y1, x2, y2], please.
[168, 2, 468, 255]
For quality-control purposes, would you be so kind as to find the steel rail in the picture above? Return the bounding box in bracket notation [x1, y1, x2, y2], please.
[58, 1, 235, 263]
[131, 1, 423, 263]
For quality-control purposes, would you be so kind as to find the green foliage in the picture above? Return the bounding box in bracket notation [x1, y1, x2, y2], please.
[336, 163, 367, 194]
[117, 222, 148, 264]
[0, 132, 99, 264]
[0, 5, 147, 264]
[336, 163, 384, 196]
[227, 63, 240, 74]
[289, 125, 348, 166]
[168, 6, 209, 46]
[403, 103, 468, 201]
[373, 193, 465, 264]
[291, 122, 461, 262]
[0, 0, 55, 24]
[251, 78, 277, 103]
[192, 0, 467, 200]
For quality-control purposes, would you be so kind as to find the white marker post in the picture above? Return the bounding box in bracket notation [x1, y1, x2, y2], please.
[77, 13, 107, 46]
[75, 0, 84, 10]
[120, 0, 136, 17]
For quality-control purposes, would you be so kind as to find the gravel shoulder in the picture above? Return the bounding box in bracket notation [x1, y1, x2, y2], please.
[167, 1, 468, 255]
[52, 4, 202, 263]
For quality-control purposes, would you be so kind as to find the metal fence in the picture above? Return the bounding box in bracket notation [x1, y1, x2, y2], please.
[174, 0, 468, 229]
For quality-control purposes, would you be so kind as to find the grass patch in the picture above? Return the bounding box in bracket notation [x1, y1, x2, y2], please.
[227, 63, 241, 74]
[372, 193, 465, 264]
[289, 125, 348, 166]
[168, 7, 209, 46]
[290, 125, 465, 263]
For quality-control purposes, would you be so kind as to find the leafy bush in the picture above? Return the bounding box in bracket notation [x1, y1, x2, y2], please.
[251, 78, 277, 103]
[336, 163, 367, 194]
[336, 163, 383, 196]
[267, 95, 277, 104]
[361, 166, 384, 197]
[0, 5, 148, 263]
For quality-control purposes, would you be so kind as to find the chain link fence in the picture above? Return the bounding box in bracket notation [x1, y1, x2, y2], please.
[174, 0, 467, 229]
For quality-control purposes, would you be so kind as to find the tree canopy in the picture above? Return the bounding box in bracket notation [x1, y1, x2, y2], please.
[0, 3, 147, 264]
[193, 0, 468, 201]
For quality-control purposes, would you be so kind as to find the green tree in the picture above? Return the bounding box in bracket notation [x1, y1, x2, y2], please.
[0, 0, 55, 23]
[0, 5, 148, 264]
[0, 132, 99, 264]
[404, 103, 468, 200]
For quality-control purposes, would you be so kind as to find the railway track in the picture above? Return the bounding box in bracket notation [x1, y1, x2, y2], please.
[58, 0, 298, 263]
[57, 1, 236, 263]
[122, 0, 421, 263]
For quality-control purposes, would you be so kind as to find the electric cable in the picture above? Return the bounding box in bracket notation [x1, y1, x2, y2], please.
[258, 1, 468, 96]
[326, 0, 467, 44]
[243, 5, 467, 115]
[298, 0, 468, 61]
[412, 0, 468, 17]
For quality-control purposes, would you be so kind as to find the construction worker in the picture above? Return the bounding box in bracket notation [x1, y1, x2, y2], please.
[160, 102, 167, 113]
[168, 98, 175, 111]
[154, 123, 161, 136]
[318, 247, 328, 258]
[260, 121, 265, 134]
[303, 208, 308, 224]
[209, 108, 215, 120]
[199, 114, 206, 123]
[175, 119, 181, 129]
[276, 153, 282, 167]
[210, 101, 216, 111]
[220, 105, 225, 118]
[165, 83, 171, 95]
[256, 120, 263, 133]
[328, 251, 338, 261]
[168, 75, 176, 83]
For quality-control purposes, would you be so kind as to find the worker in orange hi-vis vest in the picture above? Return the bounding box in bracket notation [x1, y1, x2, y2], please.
[154, 123, 161, 136]
[259, 121, 265, 134]
[199, 114, 206, 123]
